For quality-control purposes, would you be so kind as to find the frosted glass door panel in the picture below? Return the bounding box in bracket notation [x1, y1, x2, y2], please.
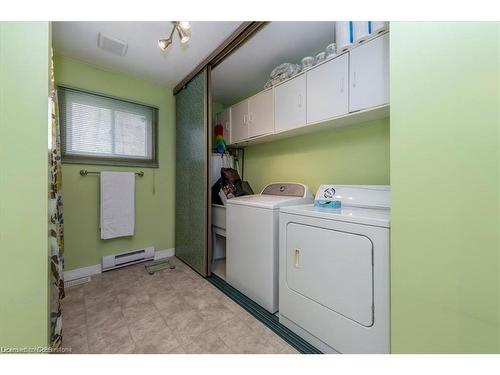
[175, 70, 208, 275]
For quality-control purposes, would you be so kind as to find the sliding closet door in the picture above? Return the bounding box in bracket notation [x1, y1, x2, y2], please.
[175, 69, 208, 276]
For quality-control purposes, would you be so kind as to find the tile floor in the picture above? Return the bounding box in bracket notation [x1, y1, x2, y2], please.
[62, 257, 298, 354]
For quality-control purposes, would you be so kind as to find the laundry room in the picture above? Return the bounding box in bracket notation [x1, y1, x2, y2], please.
[2, 11, 500, 365]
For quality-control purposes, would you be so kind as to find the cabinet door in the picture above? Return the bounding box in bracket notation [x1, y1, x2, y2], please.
[274, 74, 306, 132]
[248, 89, 274, 138]
[216, 108, 231, 145]
[230, 100, 249, 144]
[307, 54, 349, 124]
[349, 33, 389, 112]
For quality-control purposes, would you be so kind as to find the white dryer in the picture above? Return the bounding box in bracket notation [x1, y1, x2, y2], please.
[279, 185, 390, 353]
[226, 183, 313, 313]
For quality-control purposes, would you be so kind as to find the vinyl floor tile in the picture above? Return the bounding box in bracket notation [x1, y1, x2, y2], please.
[63, 257, 297, 354]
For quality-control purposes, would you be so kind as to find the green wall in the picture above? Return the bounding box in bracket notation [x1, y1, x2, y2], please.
[498, 24, 500, 349]
[0, 22, 50, 348]
[54, 55, 175, 271]
[390, 22, 500, 353]
[243, 118, 390, 193]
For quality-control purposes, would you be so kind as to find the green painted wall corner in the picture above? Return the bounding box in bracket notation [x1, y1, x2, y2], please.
[53, 54, 176, 271]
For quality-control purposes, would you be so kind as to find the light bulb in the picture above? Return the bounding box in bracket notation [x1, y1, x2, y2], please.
[176, 26, 191, 44]
[158, 38, 172, 50]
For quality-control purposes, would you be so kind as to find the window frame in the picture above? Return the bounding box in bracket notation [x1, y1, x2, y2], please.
[57, 85, 159, 168]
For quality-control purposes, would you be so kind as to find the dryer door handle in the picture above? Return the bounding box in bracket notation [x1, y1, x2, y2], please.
[294, 248, 300, 268]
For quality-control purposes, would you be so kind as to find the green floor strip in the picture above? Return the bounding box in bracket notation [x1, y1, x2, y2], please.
[207, 274, 322, 354]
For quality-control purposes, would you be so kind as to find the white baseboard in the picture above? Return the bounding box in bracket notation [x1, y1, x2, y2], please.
[64, 264, 102, 282]
[154, 248, 175, 260]
[63, 248, 175, 282]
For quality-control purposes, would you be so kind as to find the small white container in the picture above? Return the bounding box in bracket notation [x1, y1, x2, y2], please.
[301, 56, 314, 70]
[353, 21, 370, 44]
[325, 43, 337, 59]
[315, 51, 326, 65]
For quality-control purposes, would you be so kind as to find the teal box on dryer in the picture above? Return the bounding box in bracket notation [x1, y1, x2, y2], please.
[314, 185, 342, 208]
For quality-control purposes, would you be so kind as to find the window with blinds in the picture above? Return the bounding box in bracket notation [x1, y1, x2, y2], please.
[58, 86, 158, 167]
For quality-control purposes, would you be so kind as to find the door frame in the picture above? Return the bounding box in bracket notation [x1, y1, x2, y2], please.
[175, 22, 268, 277]
[174, 22, 268, 95]
[206, 65, 213, 276]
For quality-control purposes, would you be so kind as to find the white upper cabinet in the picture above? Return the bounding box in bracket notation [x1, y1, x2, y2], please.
[306, 53, 349, 124]
[349, 33, 389, 112]
[230, 100, 249, 144]
[274, 74, 307, 132]
[248, 89, 274, 138]
[216, 108, 231, 145]
[227, 33, 390, 146]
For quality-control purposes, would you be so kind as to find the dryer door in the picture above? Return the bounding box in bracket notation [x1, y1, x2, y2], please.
[285, 223, 374, 326]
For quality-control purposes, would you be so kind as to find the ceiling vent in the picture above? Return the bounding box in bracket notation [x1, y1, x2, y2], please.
[97, 33, 128, 56]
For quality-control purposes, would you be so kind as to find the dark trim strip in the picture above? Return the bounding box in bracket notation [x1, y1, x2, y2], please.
[206, 64, 213, 277]
[207, 274, 322, 354]
[209, 22, 269, 69]
[173, 22, 268, 95]
[61, 156, 159, 168]
[57, 84, 160, 110]
[202, 67, 209, 278]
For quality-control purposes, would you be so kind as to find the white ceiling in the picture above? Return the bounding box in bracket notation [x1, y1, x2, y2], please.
[52, 21, 241, 88]
[212, 22, 336, 106]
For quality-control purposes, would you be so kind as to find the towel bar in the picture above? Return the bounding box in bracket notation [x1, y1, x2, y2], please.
[79, 169, 144, 177]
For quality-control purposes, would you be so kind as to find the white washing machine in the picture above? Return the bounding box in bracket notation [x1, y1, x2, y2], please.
[226, 183, 313, 313]
[279, 185, 390, 353]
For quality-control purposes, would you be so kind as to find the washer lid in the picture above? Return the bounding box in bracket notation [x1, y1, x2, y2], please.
[226, 182, 313, 209]
[261, 183, 310, 197]
[227, 194, 313, 210]
[281, 204, 390, 228]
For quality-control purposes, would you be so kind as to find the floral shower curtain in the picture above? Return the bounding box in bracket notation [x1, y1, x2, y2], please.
[49, 49, 65, 349]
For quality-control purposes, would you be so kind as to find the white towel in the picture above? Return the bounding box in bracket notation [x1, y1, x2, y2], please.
[100, 172, 135, 239]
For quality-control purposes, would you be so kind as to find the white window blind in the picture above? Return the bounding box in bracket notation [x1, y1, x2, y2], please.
[58, 86, 158, 167]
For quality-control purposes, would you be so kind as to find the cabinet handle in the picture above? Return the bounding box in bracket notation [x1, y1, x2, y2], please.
[294, 248, 300, 268]
[243, 114, 247, 125]
[340, 77, 345, 93]
[225, 122, 229, 130]
[248, 113, 253, 123]
[298, 94, 303, 107]
[352, 72, 357, 88]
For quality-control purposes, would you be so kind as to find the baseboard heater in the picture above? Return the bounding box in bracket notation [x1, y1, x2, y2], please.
[102, 246, 155, 271]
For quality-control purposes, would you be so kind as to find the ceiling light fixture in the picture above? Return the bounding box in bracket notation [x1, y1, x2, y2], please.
[177, 25, 190, 44]
[158, 38, 172, 50]
[158, 21, 191, 51]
